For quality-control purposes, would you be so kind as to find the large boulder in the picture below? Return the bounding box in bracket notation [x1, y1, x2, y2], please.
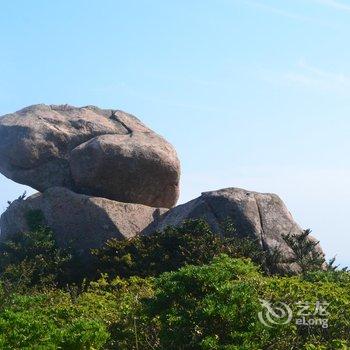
[0, 187, 167, 254]
[69, 133, 180, 208]
[0, 104, 180, 208]
[148, 187, 323, 265]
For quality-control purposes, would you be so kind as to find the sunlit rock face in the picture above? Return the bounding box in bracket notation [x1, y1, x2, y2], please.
[0, 104, 180, 208]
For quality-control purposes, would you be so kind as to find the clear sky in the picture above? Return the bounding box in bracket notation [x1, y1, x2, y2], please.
[0, 0, 349, 265]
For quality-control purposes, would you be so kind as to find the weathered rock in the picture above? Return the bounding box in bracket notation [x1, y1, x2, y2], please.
[0, 187, 168, 253]
[147, 187, 324, 266]
[0, 104, 180, 208]
[69, 133, 180, 208]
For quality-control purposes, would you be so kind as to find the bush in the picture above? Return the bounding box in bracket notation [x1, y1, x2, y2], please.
[137, 255, 350, 350]
[282, 229, 325, 274]
[0, 289, 110, 349]
[0, 209, 95, 289]
[0, 217, 327, 294]
[144, 255, 265, 349]
[1, 210, 348, 349]
[0, 227, 71, 291]
[0, 256, 349, 349]
[92, 219, 270, 279]
[0, 275, 154, 350]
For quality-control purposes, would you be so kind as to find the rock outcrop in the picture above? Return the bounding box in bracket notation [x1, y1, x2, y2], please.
[0, 104, 180, 208]
[0, 104, 324, 271]
[1, 187, 167, 253]
[148, 187, 323, 264]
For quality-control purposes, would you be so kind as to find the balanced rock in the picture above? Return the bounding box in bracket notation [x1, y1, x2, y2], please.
[0, 187, 167, 253]
[0, 104, 180, 208]
[149, 187, 323, 265]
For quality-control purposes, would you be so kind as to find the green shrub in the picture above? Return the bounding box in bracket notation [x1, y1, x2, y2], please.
[282, 229, 325, 274]
[136, 255, 350, 350]
[0, 256, 349, 349]
[0, 275, 154, 350]
[144, 255, 266, 350]
[0, 217, 327, 295]
[0, 227, 71, 291]
[92, 219, 269, 279]
[0, 289, 110, 349]
[0, 208, 94, 289]
[0, 209, 348, 350]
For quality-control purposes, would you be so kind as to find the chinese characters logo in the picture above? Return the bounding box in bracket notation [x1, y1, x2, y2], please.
[258, 299, 329, 328]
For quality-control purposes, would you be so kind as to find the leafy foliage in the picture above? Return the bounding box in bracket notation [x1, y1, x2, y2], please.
[144, 255, 265, 349]
[92, 219, 270, 278]
[0, 209, 94, 289]
[0, 288, 110, 349]
[0, 255, 349, 349]
[0, 227, 71, 291]
[0, 209, 348, 349]
[131, 255, 350, 350]
[282, 229, 326, 274]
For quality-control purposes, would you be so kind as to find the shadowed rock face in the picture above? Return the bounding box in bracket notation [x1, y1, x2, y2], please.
[0, 187, 168, 253]
[0, 184, 324, 272]
[147, 187, 324, 265]
[0, 104, 180, 208]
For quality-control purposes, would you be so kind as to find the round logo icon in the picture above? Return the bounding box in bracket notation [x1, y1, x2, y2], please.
[258, 299, 293, 327]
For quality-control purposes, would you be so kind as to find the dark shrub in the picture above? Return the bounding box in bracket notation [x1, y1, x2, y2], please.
[92, 219, 268, 278]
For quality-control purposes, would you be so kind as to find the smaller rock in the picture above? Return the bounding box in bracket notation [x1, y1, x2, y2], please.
[148, 187, 324, 269]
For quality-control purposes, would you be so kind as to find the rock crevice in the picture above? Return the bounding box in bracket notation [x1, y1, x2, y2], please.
[253, 194, 268, 251]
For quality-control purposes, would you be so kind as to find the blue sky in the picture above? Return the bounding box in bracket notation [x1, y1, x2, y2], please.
[0, 0, 349, 265]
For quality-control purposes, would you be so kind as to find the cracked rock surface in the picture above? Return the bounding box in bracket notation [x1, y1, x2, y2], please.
[0, 104, 180, 208]
[147, 187, 323, 266]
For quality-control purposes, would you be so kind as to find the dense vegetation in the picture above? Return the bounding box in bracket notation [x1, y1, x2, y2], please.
[0, 211, 348, 349]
